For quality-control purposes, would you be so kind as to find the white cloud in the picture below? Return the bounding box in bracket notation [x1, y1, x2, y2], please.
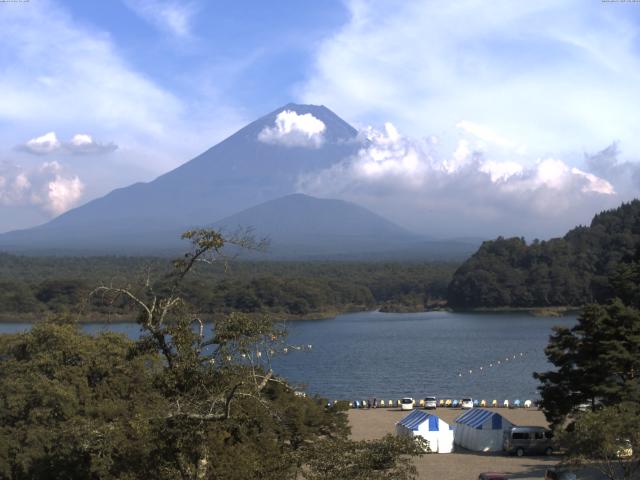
[123, 0, 197, 37]
[66, 133, 117, 155]
[19, 132, 61, 155]
[70, 134, 92, 147]
[300, 0, 640, 161]
[258, 110, 327, 148]
[0, 161, 84, 215]
[17, 132, 118, 156]
[297, 123, 620, 238]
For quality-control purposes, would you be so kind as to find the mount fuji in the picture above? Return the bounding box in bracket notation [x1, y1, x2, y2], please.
[0, 104, 480, 258]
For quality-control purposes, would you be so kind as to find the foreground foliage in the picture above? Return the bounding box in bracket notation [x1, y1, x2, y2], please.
[559, 404, 640, 480]
[0, 322, 164, 479]
[0, 230, 422, 479]
[302, 435, 423, 480]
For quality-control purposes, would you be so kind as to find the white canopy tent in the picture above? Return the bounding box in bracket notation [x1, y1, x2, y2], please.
[454, 408, 514, 452]
[395, 410, 454, 453]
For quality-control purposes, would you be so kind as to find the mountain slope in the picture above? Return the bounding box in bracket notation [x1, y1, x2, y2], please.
[213, 193, 420, 257]
[0, 104, 361, 252]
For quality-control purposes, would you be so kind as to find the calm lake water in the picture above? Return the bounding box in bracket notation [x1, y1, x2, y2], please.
[0, 310, 576, 402]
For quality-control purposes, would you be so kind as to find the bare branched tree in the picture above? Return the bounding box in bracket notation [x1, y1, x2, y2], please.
[91, 229, 283, 479]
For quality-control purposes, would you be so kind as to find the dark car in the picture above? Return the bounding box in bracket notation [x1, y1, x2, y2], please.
[478, 474, 510, 480]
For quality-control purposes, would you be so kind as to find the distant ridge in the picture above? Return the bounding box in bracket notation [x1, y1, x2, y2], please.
[213, 193, 420, 257]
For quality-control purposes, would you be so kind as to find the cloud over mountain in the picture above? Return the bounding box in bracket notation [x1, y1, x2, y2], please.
[258, 110, 326, 148]
[297, 122, 621, 238]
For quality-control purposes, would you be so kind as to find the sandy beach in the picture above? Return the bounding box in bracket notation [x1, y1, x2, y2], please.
[348, 407, 600, 480]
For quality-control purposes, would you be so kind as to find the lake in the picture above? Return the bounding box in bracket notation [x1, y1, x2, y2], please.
[0, 310, 576, 402]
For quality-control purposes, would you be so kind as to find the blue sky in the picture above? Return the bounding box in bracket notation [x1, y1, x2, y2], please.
[1, 0, 640, 236]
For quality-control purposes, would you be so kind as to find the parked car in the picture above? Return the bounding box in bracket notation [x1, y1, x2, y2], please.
[400, 397, 415, 411]
[478, 473, 510, 480]
[503, 426, 553, 456]
[461, 397, 473, 409]
[423, 396, 437, 409]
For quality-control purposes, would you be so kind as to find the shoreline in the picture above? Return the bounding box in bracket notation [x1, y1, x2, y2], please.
[0, 304, 581, 324]
[450, 306, 582, 317]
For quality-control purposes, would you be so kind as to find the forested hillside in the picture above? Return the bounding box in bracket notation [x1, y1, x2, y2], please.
[0, 255, 456, 320]
[447, 200, 640, 308]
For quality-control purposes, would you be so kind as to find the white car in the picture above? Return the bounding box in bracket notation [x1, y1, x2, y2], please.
[400, 397, 415, 411]
[423, 396, 437, 409]
[461, 397, 474, 409]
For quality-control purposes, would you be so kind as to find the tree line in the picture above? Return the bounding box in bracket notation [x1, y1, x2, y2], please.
[448, 200, 640, 308]
[0, 255, 456, 319]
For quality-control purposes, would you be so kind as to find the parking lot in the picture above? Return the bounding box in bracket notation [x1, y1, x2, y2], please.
[348, 408, 603, 480]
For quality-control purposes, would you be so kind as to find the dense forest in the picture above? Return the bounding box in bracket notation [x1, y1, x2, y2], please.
[0, 254, 457, 320]
[448, 200, 640, 308]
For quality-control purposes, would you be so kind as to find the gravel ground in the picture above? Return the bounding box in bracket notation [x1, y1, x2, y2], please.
[348, 407, 603, 480]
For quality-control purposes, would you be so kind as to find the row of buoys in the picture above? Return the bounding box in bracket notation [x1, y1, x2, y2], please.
[456, 352, 529, 378]
[212, 344, 314, 363]
[280, 344, 313, 355]
[335, 398, 536, 409]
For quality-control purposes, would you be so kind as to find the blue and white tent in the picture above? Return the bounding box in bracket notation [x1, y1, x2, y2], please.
[454, 408, 514, 452]
[395, 410, 454, 453]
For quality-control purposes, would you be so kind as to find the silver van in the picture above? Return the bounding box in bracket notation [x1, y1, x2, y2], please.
[503, 426, 553, 456]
